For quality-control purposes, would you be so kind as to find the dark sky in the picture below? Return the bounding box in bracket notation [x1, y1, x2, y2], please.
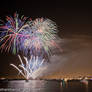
[0, 0, 92, 78]
[0, 1, 92, 34]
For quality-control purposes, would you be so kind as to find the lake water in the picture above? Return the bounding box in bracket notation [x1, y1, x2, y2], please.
[0, 80, 92, 92]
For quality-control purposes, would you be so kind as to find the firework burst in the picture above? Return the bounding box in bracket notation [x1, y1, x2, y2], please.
[10, 55, 45, 80]
[0, 13, 60, 57]
[0, 13, 61, 79]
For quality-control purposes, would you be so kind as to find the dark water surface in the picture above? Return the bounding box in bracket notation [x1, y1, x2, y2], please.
[0, 80, 92, 92]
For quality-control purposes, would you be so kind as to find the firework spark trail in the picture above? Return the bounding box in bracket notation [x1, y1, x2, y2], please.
[10, 55, 45, 79]
[10, 64, 27, 79]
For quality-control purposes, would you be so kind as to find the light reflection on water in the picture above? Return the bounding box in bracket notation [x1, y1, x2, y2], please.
[0, 80, 92, 92]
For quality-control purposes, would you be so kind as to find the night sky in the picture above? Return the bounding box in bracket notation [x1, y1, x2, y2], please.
[0, 0, 92, 78]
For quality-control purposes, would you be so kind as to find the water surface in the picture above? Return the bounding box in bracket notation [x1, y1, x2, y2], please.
[0, 80, 92, 92]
